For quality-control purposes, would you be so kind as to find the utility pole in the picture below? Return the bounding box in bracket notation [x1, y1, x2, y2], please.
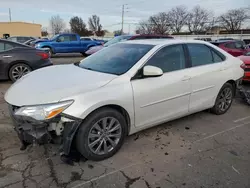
[9, 8, 11, 22]
[121, 4, 128, 34]
[121, 5, 125, 34]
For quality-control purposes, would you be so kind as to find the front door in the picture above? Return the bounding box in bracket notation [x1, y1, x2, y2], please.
[131, 44, 191, 128]
[53, 35, 71, 53]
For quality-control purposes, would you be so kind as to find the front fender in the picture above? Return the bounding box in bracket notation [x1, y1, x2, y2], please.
[61, 80, 135, 129]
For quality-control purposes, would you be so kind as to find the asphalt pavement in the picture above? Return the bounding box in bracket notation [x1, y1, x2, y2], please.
[0, 55, 250, 188]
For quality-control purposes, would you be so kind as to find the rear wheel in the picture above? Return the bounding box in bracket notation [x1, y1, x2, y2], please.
[211, 83, 234, 115]
[76, 108, 127, 161]
[9, 63, 31, 82]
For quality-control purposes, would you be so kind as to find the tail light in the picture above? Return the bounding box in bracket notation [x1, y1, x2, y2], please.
[240, 63, 246, 70]
[101, 42, 104, 45]
[37, 52, 49, 60]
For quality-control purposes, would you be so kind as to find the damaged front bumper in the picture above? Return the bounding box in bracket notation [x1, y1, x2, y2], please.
[8, 104, 82, 155]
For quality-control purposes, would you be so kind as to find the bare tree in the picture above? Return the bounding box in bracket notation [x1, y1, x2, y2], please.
[49, 15, 66, 34]
[187, 6, 212, 34]
[137, 12, 171, 34]
[136, 20, 155, 34]
[63, 28, 71, 33]
[88, 15, 105, 36]
[149, 12, 171, 34]
[41, 27, 48, 37]
[168, 5, 189, 33]
[217, 8, 249, 33]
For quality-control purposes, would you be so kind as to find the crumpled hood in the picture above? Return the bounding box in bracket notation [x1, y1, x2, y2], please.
[5, 64, 117, 106]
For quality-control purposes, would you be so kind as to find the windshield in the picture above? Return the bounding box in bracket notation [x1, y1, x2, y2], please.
[79, 43, 154, 75]
[50, 34, 59, 41]
[104, 35, 132, 47]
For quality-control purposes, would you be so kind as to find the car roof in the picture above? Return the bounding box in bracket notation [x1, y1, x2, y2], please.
[122, 39, 210, 46]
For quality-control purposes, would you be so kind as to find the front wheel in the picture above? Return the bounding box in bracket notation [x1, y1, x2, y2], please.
[76, 108, 127, 161]
[211, 83, 234, 115]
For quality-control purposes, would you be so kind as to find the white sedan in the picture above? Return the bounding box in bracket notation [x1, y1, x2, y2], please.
[5, 39, 244, 161]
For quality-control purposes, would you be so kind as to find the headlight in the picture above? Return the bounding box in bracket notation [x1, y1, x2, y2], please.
[15, 100, 74, 121]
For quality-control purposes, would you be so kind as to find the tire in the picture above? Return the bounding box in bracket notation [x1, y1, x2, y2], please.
[211, 83, 234, 115]
[9, 63, 32, 82]
[76, 107, 128, 161]
[43, 47, 53, 57]
[81, 52, 88, 57]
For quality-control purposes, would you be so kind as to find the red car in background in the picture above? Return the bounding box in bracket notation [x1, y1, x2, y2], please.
[211, 40, 250, 57]
[85, 34, 173, 55]
[238, 52, 250, 81]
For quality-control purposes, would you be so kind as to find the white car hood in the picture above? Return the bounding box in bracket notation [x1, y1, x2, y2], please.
[5, 64, 117, 106]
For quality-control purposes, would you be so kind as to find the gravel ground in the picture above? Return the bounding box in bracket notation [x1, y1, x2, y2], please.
[0, 55, 250, 188]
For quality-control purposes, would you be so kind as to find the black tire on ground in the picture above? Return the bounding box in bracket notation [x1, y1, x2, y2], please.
[9, 63, 32, 82]
[211, 83, 234, 115]
[76, 107, 128, 161]
[81, 52, 88, 57]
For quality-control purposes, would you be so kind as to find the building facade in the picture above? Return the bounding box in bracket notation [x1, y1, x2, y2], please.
[0, 22, 41, 38]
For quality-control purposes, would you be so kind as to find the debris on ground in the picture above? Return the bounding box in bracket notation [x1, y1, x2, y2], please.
[239, 88, 250, 105]
[232, 165, 240, 174]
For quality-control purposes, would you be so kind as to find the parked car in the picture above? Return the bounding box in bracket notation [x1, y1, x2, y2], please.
[80, 37, 106, 44]
[24, 38, 36, 46]
[35, 33, 102, 56]
[194, 38, 212, 41]
[238, 52, 250, 81]
[0, 39, 52, 81]
[215, 38, 234, 41]
[5, 39, 243, 162]
[85, 34, 174, 55]
[211, 40, 250, 57]
[29, 38, 49, 47]
[7, 36, 36, 43]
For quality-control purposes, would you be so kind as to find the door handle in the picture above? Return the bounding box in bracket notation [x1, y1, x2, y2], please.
[2, 55, 12, 58]
[181, 76, 191, 81]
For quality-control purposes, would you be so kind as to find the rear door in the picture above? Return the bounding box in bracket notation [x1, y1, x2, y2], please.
[184, 43, 226, 113]
[69, 34, 80, 52]
[0, 41, 15, 78]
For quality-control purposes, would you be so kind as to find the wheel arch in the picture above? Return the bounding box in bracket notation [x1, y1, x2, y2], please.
[81, 104, 132, 135]
[225, 79, 236, 96]
[41, 46, 54, 53]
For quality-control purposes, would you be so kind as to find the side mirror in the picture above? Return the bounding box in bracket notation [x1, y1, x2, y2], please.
[143, 65, 163, 77]
[56, 38, 61, 42]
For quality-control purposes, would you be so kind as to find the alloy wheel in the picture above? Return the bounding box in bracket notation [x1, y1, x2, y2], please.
[217, 87, 233, 112]
[88, 117, 122, 155]
[11, 65, 31, 81]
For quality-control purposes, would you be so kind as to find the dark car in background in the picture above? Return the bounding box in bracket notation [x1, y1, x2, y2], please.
[85, 34, 174, 55]
[7, 36, 36, 43]
[0, 39, 52, 81]
[211, 40, 250, 57]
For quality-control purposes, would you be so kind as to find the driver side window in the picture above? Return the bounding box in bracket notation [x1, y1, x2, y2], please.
[58, 35, 70, 42]
[145, 44, 186, 73]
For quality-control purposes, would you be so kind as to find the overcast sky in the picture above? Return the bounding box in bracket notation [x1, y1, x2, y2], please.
[0, 0, 249, 33]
